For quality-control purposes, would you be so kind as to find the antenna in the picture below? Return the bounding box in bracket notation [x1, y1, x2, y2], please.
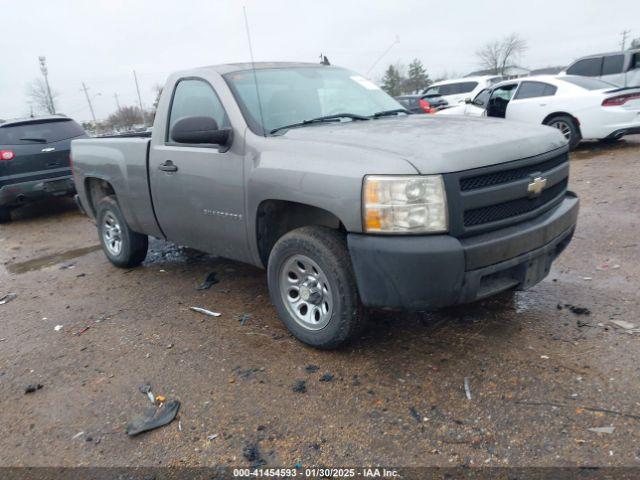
[243, 6, 267, 137]
[366, 35, 400, 76]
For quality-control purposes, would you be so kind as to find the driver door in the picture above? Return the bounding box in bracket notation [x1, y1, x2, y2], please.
[149, 77, 250, 263]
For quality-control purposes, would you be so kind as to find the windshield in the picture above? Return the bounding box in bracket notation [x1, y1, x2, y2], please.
[223, 67, 403, 135]
[559, 76, 616, 90]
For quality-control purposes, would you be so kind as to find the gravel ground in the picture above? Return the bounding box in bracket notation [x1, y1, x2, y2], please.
[0, 137, 639, 470]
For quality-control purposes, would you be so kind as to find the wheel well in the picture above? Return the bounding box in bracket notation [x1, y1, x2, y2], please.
[256, 200, 344, 266]
[84, 178, 115, 217]
[542, 112, 582, 137]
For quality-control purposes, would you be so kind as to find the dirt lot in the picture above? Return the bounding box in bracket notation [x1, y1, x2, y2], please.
[1, 137, 639, 471]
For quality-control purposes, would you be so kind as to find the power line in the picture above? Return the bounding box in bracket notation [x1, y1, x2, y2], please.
[114, 93, 121, 110]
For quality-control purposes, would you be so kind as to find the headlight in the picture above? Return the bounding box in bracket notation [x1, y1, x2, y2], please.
[363, 175, 448, 233]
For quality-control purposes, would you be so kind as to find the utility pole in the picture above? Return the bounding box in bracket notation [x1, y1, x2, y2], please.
[114, 93, 121, 110]
[620, 30, 630, 51]
[38, 56, 55, 114]
[133, 70, 146, 125]
[81, 82, 97, 124]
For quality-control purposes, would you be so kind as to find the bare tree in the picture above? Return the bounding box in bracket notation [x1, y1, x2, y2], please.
[106, 106, 144, 131]
[26, 78, 58, 114]
[476, 33, 528, 75]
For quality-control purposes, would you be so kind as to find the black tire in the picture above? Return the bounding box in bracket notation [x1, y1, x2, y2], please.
[96, 195, 148, 268]
[267, 226, 366, 349]
[0, 206, 11, 224]
[544, 115, 581, 150]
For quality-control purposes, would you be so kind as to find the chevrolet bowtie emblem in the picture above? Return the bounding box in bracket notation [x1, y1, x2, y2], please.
[527, 176, 547, 197]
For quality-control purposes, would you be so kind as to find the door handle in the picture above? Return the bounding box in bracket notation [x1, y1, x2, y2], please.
[158, 160, 178, 172]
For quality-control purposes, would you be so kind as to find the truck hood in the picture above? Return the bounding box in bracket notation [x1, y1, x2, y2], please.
[280, 115, 567, 174]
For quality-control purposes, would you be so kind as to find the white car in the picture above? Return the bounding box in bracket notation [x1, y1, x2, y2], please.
[422, 75, 502, 106]
[437, 75, 640, 149]
[562, 49, 640, 88]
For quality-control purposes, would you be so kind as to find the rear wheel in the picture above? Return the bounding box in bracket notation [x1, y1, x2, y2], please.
[0, 206, 11, 224]
[544, 115, 581, 150]
[267, 226, 366, 349]
[96, 196, 148, 268]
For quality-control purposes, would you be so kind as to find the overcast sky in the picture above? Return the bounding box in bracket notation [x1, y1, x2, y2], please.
[1, 0, 638, 123]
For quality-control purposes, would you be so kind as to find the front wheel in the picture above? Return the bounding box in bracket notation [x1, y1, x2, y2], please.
[545, 115, 581, 150]
[267, 226, 366, 349]
[96, 196, 148, 268]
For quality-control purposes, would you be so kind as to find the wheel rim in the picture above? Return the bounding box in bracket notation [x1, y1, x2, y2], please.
[550, 120, 572, 141]
[102, 212, 123, 256]
[279, 254, 333, 331]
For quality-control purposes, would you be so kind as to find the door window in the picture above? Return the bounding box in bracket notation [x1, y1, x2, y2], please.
[602, 55, 625, 75]
[167, 79, 229, 142]
[472, 89, 491, 107]
[566, 57, 602, 77]
[486, 84, 517, 118]
[513, 81, 557, 100]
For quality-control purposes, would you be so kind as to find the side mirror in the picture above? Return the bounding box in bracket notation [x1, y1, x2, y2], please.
[170, 116, 231, 146]
[463, 97, 472, 104]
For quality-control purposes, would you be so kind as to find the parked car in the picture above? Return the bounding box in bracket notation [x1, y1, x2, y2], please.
[0, 115, 87, 222]
[422, 75, 503, 106]
[437, 75, 640, 149]
[394, 94, 448, 113]
[71, 62, 578, 349]
[562, 49, 640, 87]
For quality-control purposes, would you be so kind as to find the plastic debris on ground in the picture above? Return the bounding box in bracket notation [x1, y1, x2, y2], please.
[610, 320, 640, 333]
[319, 373, 334, 382]
[207, 434, 218, 440]
[292, 380, 307, 393]
[139, 384, 155, 404]
[305, 365, 319, 373]
[24, 384, 43, 394]
[239, 314, 250, 326]
[74, 326, 90, 336]
[0, 293, 17, 305]
[464, 377, 472, 400]
[189, 306, 221, 317]
[126, 399, 180, 436]
[588, 426, 615, 434]
[54, 325, 63, 332]
[196, 272, 219, 291]
[72, 431, 85, 439]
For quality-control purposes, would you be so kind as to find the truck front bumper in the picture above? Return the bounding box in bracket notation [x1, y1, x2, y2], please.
[347, 192, 579, 310]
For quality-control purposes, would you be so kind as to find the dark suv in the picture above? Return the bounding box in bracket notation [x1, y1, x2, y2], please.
[0, 115, 87, 222]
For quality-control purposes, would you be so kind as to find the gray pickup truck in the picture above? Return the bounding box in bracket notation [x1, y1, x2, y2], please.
[71, 62, 579, 348]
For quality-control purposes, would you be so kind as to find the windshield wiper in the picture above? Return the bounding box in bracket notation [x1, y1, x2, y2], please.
[270, 113, 369, 134]
[19, 137, 48, 143]
[371, 109, 409, 118]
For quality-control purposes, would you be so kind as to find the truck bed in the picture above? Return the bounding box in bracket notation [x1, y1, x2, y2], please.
[71, 137, 163, 238]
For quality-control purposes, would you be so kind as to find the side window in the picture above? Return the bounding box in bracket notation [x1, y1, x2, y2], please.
[456, 81, 479, 94]
[472, 89, 491, 107]
[168, 79, 229, 142]
[602, 55, 625, 75]
[513, 81, 558, 100]
[632, 53, 640, 70]
[566, 57, 602, 77]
